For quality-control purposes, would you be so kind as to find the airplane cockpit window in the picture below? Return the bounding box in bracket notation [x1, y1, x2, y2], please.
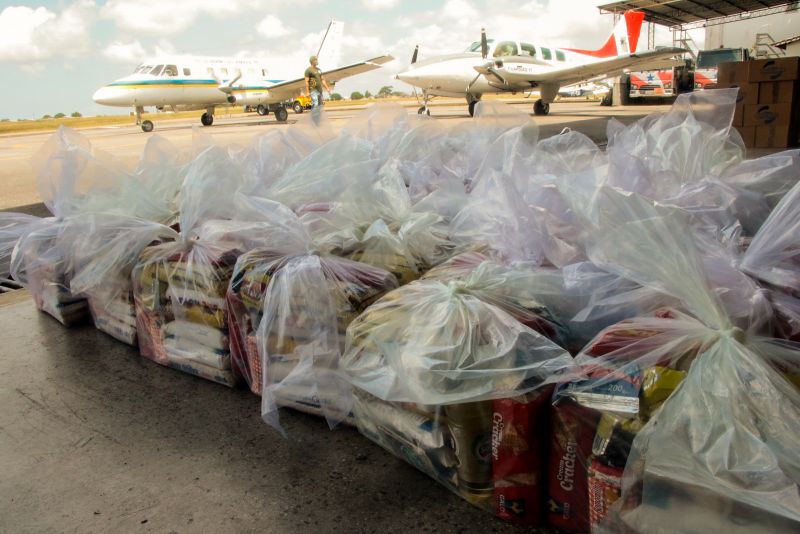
[221, 68, 228, 76]
[150, 64, 164, 76]
[493, 41, 518, 57]
[183, 67, 191, 76]
[207, 68, 214, 76]
[541, 47, 552, 60]
[520, 43, 537, 57]
[164, 65, 178, 76]
[466, 39, 494, 53]
[135, 65, 152, 74]
[556, 50, 566, 61]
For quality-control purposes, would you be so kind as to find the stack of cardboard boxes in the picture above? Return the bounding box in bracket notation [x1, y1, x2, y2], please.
[718, 57, 800, 149]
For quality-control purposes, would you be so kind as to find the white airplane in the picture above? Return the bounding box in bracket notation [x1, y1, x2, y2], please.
[396, 11, 685, 117]
[92, 21, 393, 132]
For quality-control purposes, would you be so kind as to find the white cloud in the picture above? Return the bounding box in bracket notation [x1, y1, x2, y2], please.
[256, 15, 293, 38]
[101, 0, 259, 35]
[103, 40, 146, 63]
[0, 1, 93, 62]
[362, 0, 400, 10]
[20, 62, 46, 74]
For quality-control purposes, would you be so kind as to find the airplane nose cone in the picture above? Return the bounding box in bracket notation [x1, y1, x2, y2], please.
[92, 85, 131, 106]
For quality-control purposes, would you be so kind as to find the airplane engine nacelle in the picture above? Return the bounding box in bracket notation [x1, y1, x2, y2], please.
[228, 92, 270, 107]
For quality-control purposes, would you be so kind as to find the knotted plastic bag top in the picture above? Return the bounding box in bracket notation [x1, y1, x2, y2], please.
[341, 260, 574, 406]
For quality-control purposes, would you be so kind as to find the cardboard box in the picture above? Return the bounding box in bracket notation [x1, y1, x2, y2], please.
[733, 103, 744, 127]
[757, 81, 798, 105]
[717, 82, 759, 106]
[717, 61, 749, 84]
[755, 125, 797, 149]
[743, 103, 796, 127]
[748, 57, 800, 83]
[735, 125, 756, 147]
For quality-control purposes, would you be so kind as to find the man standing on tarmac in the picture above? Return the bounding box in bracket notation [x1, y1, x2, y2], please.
[304, 56, 332, 109]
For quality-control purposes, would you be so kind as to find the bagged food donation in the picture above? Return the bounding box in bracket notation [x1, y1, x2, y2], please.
[61, 213, 178, 345]
[224, 196, 398, 422]
[10, 127, 182, 326]
[337, 257, 575, 525]
[131, 145, 271, 386]
[546, 182, 800, 533]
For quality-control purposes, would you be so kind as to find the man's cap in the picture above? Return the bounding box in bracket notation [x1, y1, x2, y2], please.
[309, 55, 318, 62]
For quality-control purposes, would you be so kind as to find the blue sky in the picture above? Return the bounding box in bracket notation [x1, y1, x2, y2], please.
[0, 0, 675, 120]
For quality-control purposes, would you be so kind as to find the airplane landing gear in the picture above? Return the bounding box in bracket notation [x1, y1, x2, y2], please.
[417, 90, 431, 116]
[466, 94, 481, 117]
[201, 112, 214, 126]
[274, 105, 288, 122]
[257, 104, 269, 116]
[534, 99, 550, 116]
[134, 106, 153, 132]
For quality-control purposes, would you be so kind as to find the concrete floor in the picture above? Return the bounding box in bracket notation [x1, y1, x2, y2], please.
[0, 290, 552, 533]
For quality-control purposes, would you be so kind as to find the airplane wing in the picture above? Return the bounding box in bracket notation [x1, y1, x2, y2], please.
[266, 55, 394, 100]
[496, 48, 686, 88]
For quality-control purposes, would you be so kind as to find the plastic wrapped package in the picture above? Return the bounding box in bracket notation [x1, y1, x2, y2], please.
[338, 261, 574, 524]
[220, 196, 398, 419]
[228, 248, 397, 409]
[11, 127, 183, 325]
[0, 212, 41, 277]
[605, 89, 744, 200]
[306, 164, 457, 285]
[60, 213, 178, 345]
[11, 219, 88, 326]
[130, 145, 257, 385]
[235, 109, 337, 197]
[338, 104, 420, 161]
[739, 179, 800, 296]
[546, 184, 800, 533]
[383, 101, 530, 205]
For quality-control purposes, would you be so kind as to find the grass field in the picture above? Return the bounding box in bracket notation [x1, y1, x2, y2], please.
[0, 98, 413, 135]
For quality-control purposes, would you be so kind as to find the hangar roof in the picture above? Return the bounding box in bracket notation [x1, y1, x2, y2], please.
[597, 1, 797, 28]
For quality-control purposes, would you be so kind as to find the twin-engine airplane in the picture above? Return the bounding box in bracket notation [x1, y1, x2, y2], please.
[92, 21, 393, 132]
[396, 11, 686, 116]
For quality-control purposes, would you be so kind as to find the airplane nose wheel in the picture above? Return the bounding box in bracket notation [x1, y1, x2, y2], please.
[417, 106, 430, 116]
[256, 105, 269, 116]
[201, 112, 214, 126]
[534, 99, 550, 116]
[141, 120, 154, 133]
[468, 101, 477, 117]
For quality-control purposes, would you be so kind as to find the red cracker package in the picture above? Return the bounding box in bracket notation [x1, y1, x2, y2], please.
[547, 399, 600, 533]
[588, 460, 623, 533]
[492, 386, 553, 525]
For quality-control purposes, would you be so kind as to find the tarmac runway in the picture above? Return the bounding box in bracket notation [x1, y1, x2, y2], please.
[0, 100, 672, 212]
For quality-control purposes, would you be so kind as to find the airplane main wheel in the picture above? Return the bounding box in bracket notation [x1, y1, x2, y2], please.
[257, 105, 269, 116]
[293, 102, 304, 114]
[275, 106, 288, 122]
[468, 101, 477, 117]
[417, 106, 430, 116]
[201, 112, 214, 126]
[141, 120, 154, 133]
[533, 99, 550, 116]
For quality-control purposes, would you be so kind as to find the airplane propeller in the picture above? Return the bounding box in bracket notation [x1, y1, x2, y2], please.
[467, 27, 493, 91]
[411, 45, 419, 65]
[215, 71, 243, 94]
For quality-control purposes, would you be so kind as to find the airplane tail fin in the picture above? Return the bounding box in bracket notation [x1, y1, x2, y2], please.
[565, 10, 645, 58]
[316, 20, 344, 69]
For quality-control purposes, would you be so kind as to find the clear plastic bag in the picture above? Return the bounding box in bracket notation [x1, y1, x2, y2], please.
[0, 212, 40, 277]
[547, 182, 800, 533]
[338, 258, 574, 523]
[61, 213, 178, 345]
[130, 144, 260, 385]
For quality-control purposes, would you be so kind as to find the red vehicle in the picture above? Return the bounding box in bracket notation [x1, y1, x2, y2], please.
[629, 47, 749, 100]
